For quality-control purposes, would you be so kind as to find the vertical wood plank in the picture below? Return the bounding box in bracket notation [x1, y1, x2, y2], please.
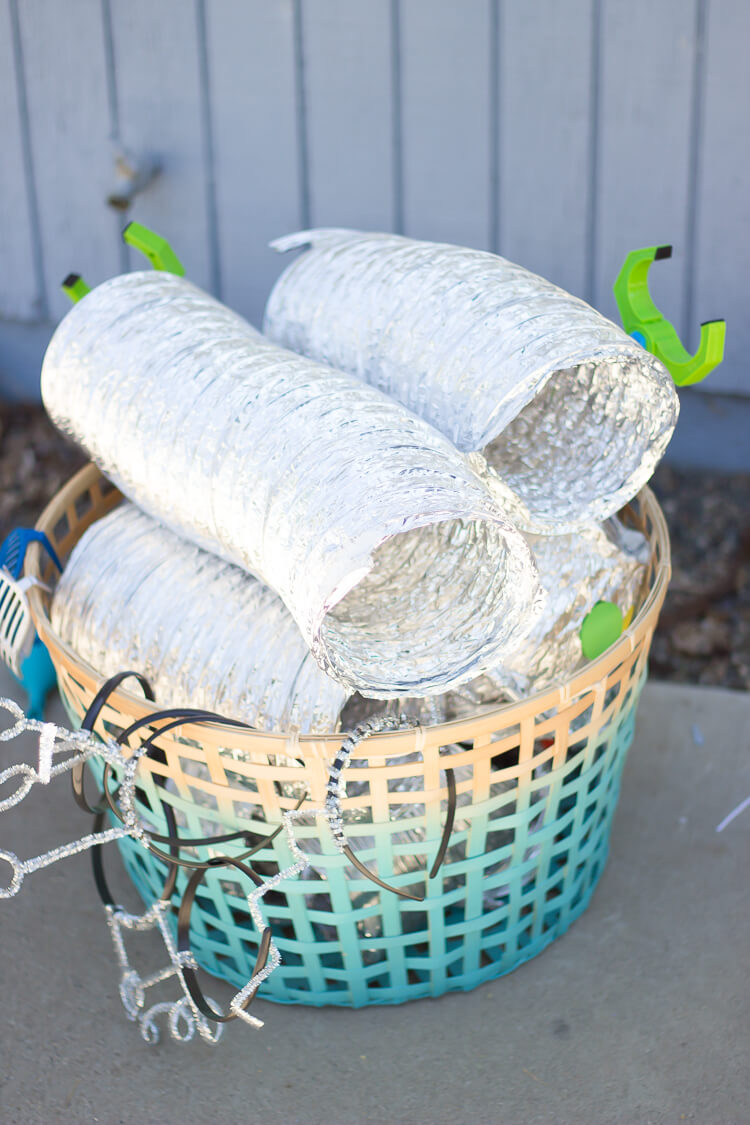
[109, 0, 213, 288]
[594, 0, 698, 329]
[0, 0, 39, 320]
[691, 0, 750, 394]
[302, 0, 396, 230]
[17, 0, 120, 322]
[497, 0, 594, 298]
[399, 0, 491, 249]
[205, 0, 301, 326]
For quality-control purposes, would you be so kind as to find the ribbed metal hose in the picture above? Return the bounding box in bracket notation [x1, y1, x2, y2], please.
[264, 229, 679, 533]
[455, 517, 649, 705]
[50, 504, 349, 733]
[42, 271, 542, 698]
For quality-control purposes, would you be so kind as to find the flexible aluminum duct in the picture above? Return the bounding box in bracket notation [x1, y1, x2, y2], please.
[263, 229, 679, 533]
[338, 692, 451, 731]
[333, 516, 648, 720]
[41, 271, 542, 699]
[51, 505, 453, 734]
[454, 516, 649, 707]
[50, 504, 349, 733]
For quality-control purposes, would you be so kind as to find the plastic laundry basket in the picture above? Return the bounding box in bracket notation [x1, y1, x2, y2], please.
[27, 464, 670, 1008]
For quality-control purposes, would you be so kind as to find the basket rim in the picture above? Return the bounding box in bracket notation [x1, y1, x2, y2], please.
[27, 462, 671, 755]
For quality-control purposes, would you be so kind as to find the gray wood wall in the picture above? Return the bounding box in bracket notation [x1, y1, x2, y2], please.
[1, 0, 748, 400]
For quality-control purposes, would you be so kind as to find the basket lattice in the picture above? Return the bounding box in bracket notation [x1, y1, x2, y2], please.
[26, 465, 670, 1007]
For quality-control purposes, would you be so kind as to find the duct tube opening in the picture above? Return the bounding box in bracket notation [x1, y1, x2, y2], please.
[484, 354, 678, 530]
[319, 515, 541, 697]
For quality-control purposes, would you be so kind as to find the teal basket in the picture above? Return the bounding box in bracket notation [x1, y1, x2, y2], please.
[36, 469, 669, 1009]
[98, 679, 643, 1006]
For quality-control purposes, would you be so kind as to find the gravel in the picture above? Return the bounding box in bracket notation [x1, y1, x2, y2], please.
[1, 404, 86, 540]
[649, 463, 750, 691]
[2, 404, 748, 691]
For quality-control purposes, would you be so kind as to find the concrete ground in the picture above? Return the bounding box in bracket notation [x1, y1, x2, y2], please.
[1, 671, 748, 1125]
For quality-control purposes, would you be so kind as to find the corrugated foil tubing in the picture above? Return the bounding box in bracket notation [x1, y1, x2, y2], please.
[263, 229, 679, 533]
[453, 516, 650, 708]
[41, 270, 542, 698]
[342, 516, 650, 720]
[50, 503, 349, 734]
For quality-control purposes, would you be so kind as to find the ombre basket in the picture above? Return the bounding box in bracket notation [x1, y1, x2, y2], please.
[27, 464, 670, 1009]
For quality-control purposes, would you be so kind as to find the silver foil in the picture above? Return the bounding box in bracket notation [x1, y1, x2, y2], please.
[264, 229, 679, 533]
[50, 503, 349, 733]
[454, 516, 649, 707]
[41, 270, 542, 699]
[338, 692, 452, 731]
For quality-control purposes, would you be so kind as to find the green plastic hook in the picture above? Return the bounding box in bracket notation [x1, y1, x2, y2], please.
[61, 273, 91, 304]
[613, 245, 725, 386]
[122, 221, 185, 275]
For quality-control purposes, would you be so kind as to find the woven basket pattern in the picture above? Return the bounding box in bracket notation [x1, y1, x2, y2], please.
[28, 465, 669, 1007]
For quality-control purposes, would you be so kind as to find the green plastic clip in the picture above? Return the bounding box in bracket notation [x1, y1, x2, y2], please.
[613, 245, 725, 386]
[580, 601, 623, 661]
[61, 273, 91, 304]
[122, 221, 185, 275]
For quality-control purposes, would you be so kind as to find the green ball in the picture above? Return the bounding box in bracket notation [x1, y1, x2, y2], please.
[579, 600, 624, 660]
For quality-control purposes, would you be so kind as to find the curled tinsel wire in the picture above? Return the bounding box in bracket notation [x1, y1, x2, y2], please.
[0, 676, 460, 1044]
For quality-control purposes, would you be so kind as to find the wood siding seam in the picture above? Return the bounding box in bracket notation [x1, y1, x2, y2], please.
[293, 0, 311, 230]
[196, 0, 221, 298]
[489, 0, 500, 255]
[585, 0, 603, 307]
[100, 0, 120, 143]
[9, 0, 47, 320]
[99, 0, 129, 275]
[390, 0, 404, 235]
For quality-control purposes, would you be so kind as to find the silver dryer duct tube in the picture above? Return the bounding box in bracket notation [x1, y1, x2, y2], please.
[264, 229, 679, 534]
[42, 271, 542, 698]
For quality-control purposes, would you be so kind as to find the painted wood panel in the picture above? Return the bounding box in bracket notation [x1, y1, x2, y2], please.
[399, 0, 492, 250]
[108, 0, 214, 289]
[206, 0, 301, 326]
[691, 0, 750, 394]
[594, 0, 698, 333]
[0, 0, 39, 321]
[16, 0, 120, 323]
[497, 0, 594, 300]
[301, 0, 396, 230]
[2, 0, 750, 407]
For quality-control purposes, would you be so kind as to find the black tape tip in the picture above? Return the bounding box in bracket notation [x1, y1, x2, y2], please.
[62, 273, 81, 288]
[655, 245, 673, 260]
[700, 318, 726, 328]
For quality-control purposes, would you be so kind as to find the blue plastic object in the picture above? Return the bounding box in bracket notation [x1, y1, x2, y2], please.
[0, 529, 62, 720]
[0, 529, 62, 580]
[15, 641, 59, 721]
